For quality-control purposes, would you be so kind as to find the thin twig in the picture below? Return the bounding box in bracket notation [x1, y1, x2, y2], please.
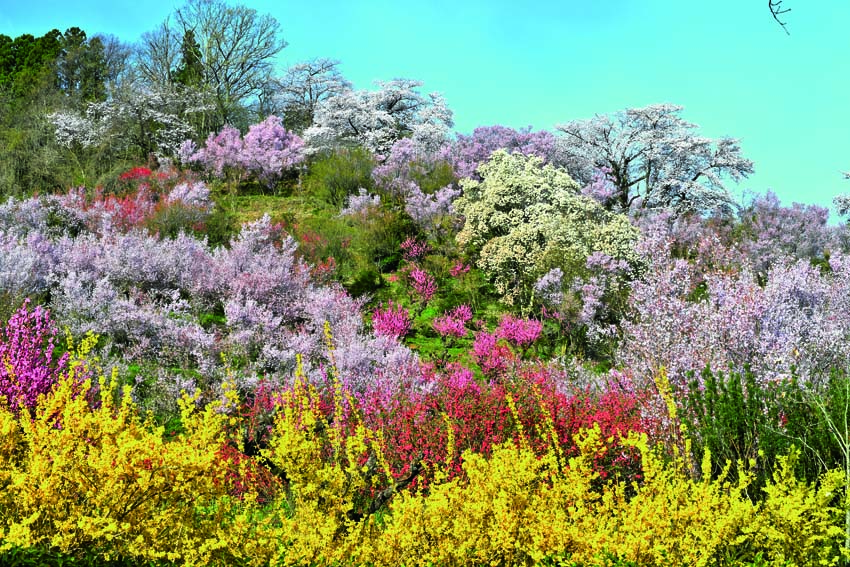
[769, 0, 791, 35]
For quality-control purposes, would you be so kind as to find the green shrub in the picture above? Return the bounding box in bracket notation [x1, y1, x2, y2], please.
[684, 366, 850, 488]
[302, 147, 374, 207]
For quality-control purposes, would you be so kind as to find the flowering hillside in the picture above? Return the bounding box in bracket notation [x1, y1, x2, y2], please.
[1, 4, 850, 564]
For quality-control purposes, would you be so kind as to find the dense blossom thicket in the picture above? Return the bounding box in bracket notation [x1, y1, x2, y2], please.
[6, 10, 850, 564]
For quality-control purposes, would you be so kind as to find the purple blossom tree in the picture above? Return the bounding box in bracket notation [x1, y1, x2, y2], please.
[447, 124, 557, 180]
[181, 115, 305, 188]
[738, 190, 837, 275]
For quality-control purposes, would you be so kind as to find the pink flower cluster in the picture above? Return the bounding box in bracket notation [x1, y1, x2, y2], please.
[409, 268, 437, 303]
[0, 300, 69, 412]
[371, 301, 412, 340]
[433, 304, 473, 339]
[450, 262, 471, 277]
[471, 331, 514, 376]
[496, 314, 543, 348]
[400, 237, 430, 262]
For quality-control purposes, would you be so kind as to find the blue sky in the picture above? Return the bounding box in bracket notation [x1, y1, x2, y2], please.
[1, 0, 848, 212]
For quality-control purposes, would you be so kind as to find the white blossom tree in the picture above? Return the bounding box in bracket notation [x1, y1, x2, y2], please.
[555, 103, 754, 215]
[272, 58, 352, 133]
[453, 150, 640, 305]
[304, 79, 453, 157]
[49, 85, 213, 158]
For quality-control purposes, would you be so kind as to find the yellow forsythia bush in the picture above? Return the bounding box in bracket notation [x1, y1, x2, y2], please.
[361, 431, 845, 567]
[0, 369, 272, 566]
[0, 356, 846, 566]
[260, 361, 392, 565]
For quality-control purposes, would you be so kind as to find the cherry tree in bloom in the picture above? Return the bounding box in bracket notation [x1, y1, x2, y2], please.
[555, 103, 753, 215]
[304, 79, 453, 157]
[180, 115, 304, 187]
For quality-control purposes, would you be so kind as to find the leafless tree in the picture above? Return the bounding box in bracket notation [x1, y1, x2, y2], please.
[136, 0, 287, 127]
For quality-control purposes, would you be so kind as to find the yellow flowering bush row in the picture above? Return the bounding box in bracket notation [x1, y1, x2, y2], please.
[0, 363, 846, 566]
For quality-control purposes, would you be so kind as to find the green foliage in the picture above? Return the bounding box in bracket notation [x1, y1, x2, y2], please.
[0, 30, 63, 98]
[173, 30, 204, 89]
[302, 147, 374, 207]
[0, 546, 147, 567]
[56, 27, 109, 104]
[684, 367, 790, 487]
[684, 367, 850, 489]
[338, 207, 419, 274]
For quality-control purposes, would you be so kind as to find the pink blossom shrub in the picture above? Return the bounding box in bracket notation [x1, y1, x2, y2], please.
[0, 300, 69, 412]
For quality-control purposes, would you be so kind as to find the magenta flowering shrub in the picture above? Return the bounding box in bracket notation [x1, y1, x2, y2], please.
[371, 301, 412, 340]
[0, 300, 68, 412]
[432, 304, 473, 339]
[400, 237, 429, 262]
[496, 314, 543, 350]
[408, 267, 437, 304]
[447, 125, 557, 180]
[181, 116, 305, 187]
[449, 261, 470, 278]
[471, 330, 515, 377]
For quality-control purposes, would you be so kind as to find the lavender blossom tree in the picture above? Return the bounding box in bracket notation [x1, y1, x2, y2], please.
[448, 125, 557, 180]
[555, 104, 754, 215]
[181, 115, 305, 188]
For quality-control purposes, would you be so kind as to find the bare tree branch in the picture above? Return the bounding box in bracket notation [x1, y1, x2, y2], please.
[769, 0, 791, 35]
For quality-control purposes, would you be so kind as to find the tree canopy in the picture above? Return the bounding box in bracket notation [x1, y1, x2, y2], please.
[555, 104, 754, 216]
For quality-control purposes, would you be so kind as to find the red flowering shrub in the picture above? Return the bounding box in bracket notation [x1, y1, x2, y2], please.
[118, 166, 153, 182]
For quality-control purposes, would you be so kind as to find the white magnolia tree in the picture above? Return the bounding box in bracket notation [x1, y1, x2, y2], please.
[555, 104, 754, 215]
[304, 79, 453, 157]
